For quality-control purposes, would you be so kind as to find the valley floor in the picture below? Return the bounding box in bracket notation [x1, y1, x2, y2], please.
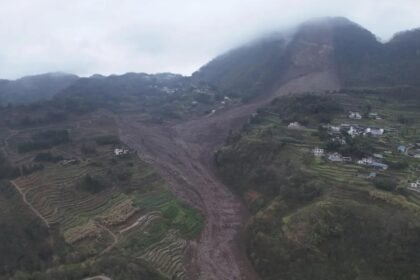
[118, 71, 339, 280]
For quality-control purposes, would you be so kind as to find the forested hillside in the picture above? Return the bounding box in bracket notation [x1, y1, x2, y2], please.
[215, 90, 420, 279]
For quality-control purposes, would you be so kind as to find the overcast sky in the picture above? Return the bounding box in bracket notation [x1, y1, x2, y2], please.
[1, 0, 419, 79]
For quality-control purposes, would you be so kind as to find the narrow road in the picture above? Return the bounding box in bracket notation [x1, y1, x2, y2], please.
[96, 222, 119, 256]
[119, 71, 339, 280]
[10, 180, 50, 228]
[83, 276, 112, 280]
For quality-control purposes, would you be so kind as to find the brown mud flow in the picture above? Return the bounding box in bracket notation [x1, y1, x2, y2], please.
[119, 71, 339, 280]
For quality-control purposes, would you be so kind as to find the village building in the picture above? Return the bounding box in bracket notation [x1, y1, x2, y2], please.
[348, 126, 362, 137]
[357, 157, 388, 170]
[368, 112, 382, 120]
[364, 127, 384, 137]
[326, 125, 341, 134]
[369, 162, 389, 170]
[408, 180, 420, 192]
[288, 122, 304, 130]
[114, 148, 129, 156]
[342, 156, 352, 163]
[349, 112, 362, 120]
[398, 145, 407, 153]
[328, 153, 344, 162]
[357, 157, 373, 165]
[312, 147, 325, 157]
[340, 124, 351, 130]
[408, 149, 420, 158]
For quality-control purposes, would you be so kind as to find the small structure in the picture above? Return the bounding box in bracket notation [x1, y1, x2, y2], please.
[368, 172, 377, 178]
[408, 180, 420, 192]
[114, 148, 129, 156]
[357, 157, 388, 170]
[364, 127, 384, 137]
[373, 153, 384, 159]
[342, 156, 352, 163]
[408, 149, 420, 159]
[349, 112, 362, 120]
[328, 153, 344, 163]
[288, 122, 304, 130]
[327, 125, 341, 134]
[358, 157, 373, 165]
[370, 162, 389, 170]
[398, 145, 407, 154]
[348, 126, 362, 138]
[312, 147, 325, 157]
[368, 112, 382, 120]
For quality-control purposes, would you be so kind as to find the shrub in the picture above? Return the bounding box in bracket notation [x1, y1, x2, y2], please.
[33, 152, 64, 163]
[373, 177, 397, 192]
[94, 135, 120, 146]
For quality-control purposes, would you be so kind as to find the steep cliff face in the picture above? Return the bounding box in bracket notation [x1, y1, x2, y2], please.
[194, 17, 420, 92]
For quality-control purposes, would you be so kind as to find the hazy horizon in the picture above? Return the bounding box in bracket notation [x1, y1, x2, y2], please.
[1, 0, 420, 80]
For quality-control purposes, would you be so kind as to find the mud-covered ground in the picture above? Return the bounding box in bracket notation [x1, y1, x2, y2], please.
[119, 71, 339, 280]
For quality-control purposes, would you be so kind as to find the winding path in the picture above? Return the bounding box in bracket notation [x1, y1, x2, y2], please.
[10, 180, 50, 228]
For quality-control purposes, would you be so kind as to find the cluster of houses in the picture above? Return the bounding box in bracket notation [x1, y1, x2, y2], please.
[325, 123, 386, 138]
[349, 111, 382, 120]
[312, 148, 388, 170]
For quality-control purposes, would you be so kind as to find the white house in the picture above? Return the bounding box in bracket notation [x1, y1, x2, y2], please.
[288, 122, 304, 130]
[348, 126, 362, 137]
[349, 112, 362, 120]
[328, 153, 344, 162]
[357, 158, 373, 165]
[365, 127, 384, 137]
[409, 180, 420, 190]
[358, 157, 388, 170]
[312, 148, 325, 157]
[368, 112, 382, 120]
[328, 125, 341, 134]
[114, 148, 129, 156]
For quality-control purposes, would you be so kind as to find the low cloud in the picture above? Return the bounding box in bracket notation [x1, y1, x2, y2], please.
[1, 0, 419, 79]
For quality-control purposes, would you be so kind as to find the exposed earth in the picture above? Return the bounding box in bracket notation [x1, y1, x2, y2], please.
[119, 71, 339, 280]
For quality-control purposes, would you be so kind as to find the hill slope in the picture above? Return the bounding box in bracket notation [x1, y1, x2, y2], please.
[0, 73, 79, 105]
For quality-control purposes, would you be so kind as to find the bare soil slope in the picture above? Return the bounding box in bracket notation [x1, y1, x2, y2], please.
[119, 71, 339, 280]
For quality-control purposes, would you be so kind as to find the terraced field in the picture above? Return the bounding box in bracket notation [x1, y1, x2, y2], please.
[0, 113, 204, 280]
[140, 230, 188, 280]
[12, 162, 122, 229]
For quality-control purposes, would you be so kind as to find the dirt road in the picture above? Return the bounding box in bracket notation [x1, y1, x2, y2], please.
[119, 71, 339, 280]
[11, 180, 50, 228]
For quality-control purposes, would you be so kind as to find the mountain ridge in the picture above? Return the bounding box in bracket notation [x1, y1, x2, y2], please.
[1, 17, 419, 106]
